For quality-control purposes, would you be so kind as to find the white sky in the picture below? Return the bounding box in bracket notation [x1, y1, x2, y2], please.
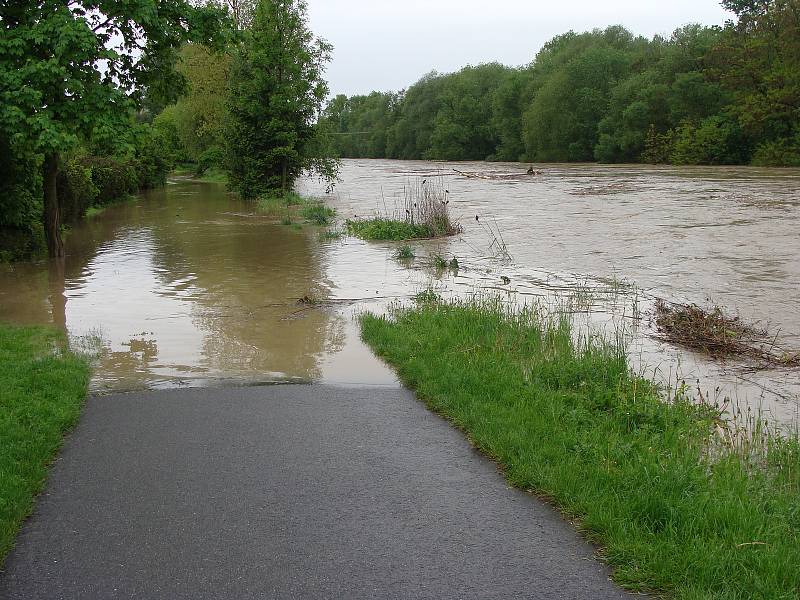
[306, 0, 732, 97]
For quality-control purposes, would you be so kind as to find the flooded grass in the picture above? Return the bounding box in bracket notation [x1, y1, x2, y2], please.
[346, 177, 462, 240]
[0, 324, 90, 565]
[654, 299, 800, 368]
[394, 245, 415, 260]
[299, 200, 335, 225]
[359, 297, 800, 599]
[317, 227, 343, 241]
[257, 192, 335, 226]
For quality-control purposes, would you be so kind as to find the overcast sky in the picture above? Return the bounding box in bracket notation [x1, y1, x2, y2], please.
[306, 0, 732, 97]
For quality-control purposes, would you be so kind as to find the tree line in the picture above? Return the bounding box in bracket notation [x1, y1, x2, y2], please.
[321, 0, 800, 167]
[0, 0, 334, 260]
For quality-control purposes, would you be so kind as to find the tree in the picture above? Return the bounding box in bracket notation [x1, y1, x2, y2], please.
[0, 0, 228, 257]
[225, 0, 337, 198]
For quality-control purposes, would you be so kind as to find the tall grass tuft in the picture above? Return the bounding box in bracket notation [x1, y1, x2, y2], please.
[347, 177, 462, 240]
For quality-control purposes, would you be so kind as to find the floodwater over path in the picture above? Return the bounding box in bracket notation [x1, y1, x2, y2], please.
[1, 159, 798, 426]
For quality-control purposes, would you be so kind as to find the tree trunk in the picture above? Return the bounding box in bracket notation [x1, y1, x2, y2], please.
[43, 153, 64, 258]
[281, 159, 288, 192]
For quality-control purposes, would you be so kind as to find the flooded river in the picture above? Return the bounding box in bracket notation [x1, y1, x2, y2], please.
[1, 159, 798, 426]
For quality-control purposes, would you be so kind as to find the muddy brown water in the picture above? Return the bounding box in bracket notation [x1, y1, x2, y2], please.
[1, 159, 798, 426]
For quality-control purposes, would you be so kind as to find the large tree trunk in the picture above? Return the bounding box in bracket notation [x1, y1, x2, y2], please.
[43, 153, 64, 258]
[281, 159, 288, 193]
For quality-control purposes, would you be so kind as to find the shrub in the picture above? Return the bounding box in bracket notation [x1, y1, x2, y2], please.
[57, 159, 99, 223]
[0, 145, 44, 261]
[670, 116, 750, 165]
[300, 200, 335, 225]
[133, 124, 174, 189]
[751, 137, 800, 167]
[78, 156, 138, 205]
[196, 146, 225, 176]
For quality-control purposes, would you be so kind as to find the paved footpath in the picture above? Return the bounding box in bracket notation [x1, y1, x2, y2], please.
[0, 385, 632, 599]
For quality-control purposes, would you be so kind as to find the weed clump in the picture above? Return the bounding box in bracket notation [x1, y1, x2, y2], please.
[394, 245, 415, 260]
[346, 177, 462, 241]
[318, 228, 343, 242]
[300, 200, 335, 225]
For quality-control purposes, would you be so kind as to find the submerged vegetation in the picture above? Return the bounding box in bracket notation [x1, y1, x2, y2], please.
[360, 296, 800, 599]
[323, 1, 800, 168]
[257, 192, 336, 226]
[0, 324, 90, 564]
[347, 178, 462, 241]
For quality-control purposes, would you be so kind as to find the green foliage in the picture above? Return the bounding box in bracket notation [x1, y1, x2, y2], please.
[431, 254, 448, 269]
[322, 10, 800, 167]
[428, 64, 508, 160]
[299, 200, 335, 225]
[132, 123, 176, 189]
[394, 245, 415, 260]
[170, 44, 231, 168]
[0, 142, 44, 261]
[345, 218, 433, 241]
[670, 116, 750, 165]
[751, 136, 800, 167]
[0, 0, 230, 256]
[360, 298, 800, 598]
[0, 324, 90, 563]
[225, 0, 338, 198]
[196, 146, 226, 176]
[57, 159, 99, 223]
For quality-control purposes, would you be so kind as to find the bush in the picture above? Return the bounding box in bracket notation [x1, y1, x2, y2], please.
[133, 124, 174, 189]
[78, 156, 138, 205]
[670, 116, 750, 165]
[0, 143, 44, 261]
[196, 146, 225, 176]
[751, 137, 800, 167]
[57, 159, 99, 223]
[300, 200, 335, 225]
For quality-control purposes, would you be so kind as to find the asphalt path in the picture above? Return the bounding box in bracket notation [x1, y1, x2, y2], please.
[0, 385, 632, 599]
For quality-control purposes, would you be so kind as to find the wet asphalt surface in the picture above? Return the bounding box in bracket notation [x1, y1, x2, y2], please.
[0, 385, 632, 599]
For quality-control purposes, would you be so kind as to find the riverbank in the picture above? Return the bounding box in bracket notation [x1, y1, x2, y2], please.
[0, 325, 90, 563]
[359, 297, 800, 598]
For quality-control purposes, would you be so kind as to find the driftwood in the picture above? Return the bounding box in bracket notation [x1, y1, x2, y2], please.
[452, 168, 541, 180]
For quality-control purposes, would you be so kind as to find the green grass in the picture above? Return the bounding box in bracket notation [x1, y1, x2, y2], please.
[431, 253, 448, 269]
[318, 228, 343, 242]
[346, 218, 433, 241]
[259, 193, 335, 226]
[0, 324, 90, 564]
[299, 200, 335, 225]
[84, 194, 137, 219]
[394, 245, 415, 260]
[198, 167, 228, 184]
[359, 298, 800, 599]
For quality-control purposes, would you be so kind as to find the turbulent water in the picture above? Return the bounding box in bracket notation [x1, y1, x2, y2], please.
[1, 159, 798, 426]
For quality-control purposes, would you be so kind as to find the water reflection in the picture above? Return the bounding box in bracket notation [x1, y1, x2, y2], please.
[0, 177, 397, 392]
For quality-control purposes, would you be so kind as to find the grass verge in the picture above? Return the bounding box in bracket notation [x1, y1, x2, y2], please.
[359, 297, 800, 599]
[0, 324, 90, 564]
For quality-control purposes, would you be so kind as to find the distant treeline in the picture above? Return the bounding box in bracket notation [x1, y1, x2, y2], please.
[321, 2, 800, 166]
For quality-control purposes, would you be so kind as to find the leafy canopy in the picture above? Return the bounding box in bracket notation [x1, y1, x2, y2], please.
[0, 0, 230, 157]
